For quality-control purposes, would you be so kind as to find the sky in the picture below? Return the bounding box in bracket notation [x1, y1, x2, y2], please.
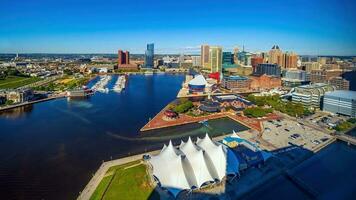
[1, 0, 356, 55]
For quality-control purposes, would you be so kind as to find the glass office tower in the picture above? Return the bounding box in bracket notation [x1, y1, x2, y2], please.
[145, 43, 154, 68]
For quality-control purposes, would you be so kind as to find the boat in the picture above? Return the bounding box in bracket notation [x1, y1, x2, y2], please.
[113, 75, 126, 93]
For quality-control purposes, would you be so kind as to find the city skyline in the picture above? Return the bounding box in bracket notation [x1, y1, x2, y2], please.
[1, 0, 356, 55]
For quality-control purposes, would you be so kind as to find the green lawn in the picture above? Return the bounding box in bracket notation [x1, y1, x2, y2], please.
[0, 76, 41, 89]
[90, 160, 159, 200]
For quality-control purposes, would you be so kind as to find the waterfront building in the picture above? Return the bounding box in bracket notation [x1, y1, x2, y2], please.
[6, 89, 34, 103]
[222, 75, 251, 92]
[118, 50, 130, 65]
[222, 52, 233, 64]
[149, 135, 239, 197]
[188, 75, 207, 93]
[251, 57, 263, 73]
[255, 63, 281, 77]
[323, 90, 356, 117]
[209, 46, 223, 73]
[201, 45, 210, 69]
[191, 56, 201, 67]
[292, 83, 335, 109]
[250, 74, 282, 91]
[145, 43, 154, 68]
[199, 100, 221, 112]
[117, 50, 138, 70]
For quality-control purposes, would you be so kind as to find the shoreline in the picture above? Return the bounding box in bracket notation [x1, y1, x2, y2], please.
[0, 93, 66, 112]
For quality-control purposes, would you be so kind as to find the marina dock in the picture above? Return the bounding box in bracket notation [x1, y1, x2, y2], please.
[336, 134, 356, 146]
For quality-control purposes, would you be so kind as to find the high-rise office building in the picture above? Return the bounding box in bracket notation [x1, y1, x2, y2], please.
[191, 56, 201, 67]
[268, 45, 284, 67]
[284, 52, 298, 69]
[251, 57, 263, 72]
[118, 50, 130, 66]
[201, 45, 210, 69]
[145, 43, 154, 68]
[255, 63, 281, 77]
[233, 48, 239, 64]
[222, 52, 233, 64]
[209, 46, 222, 73]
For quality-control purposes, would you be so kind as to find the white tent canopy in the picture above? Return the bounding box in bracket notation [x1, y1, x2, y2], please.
[196, 133, 227, 181]
[179, 137, 215, 187]
[149, 141, 195, 197]
[149, 134, 240, 197]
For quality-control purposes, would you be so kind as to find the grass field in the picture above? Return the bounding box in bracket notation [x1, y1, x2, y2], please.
[0, 76, 41, 89]
[90, 160, 160, 200]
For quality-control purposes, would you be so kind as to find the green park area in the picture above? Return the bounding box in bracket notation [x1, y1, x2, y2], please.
[243, 107, 273, 118]
[168, 98, 194, 114]
[32, 76, 90, 91]
[335, 118, 356, 132]
[246, 94, 313, 117]
[90, 160, 159, 200]
[0, 76, 41, 89]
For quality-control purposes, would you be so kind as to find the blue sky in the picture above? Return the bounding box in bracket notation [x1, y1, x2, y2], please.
[1, 0, 356, 55]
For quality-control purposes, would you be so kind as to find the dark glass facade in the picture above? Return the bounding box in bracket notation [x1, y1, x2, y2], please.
[255, 63, 281, 77]
[222, 52, 233, 64]
[145, 43, 154, 68]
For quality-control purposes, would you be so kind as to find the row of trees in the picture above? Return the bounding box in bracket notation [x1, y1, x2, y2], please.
[335, 118, 356, 132]
[168, 98, 194, 114]
[0, 68, 28, 79]
[246, 94, 313, 117]
[244, 107, 273, 118]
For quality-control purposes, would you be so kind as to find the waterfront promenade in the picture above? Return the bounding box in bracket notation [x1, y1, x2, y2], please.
[140, 105, 281, 133]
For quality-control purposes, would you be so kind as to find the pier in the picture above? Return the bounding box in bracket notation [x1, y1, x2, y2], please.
[336, 134, 356, 146]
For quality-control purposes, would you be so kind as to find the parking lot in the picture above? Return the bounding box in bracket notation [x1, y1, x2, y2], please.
[262, 119, 333, 152]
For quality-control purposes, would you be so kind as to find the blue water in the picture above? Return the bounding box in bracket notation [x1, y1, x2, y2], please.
[0, 74, 185, 200]
[1, 74, 355, 200]
[0, 74, 250, 200]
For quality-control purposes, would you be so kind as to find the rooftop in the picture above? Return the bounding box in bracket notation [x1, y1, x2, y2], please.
[325, 90, 356, 99]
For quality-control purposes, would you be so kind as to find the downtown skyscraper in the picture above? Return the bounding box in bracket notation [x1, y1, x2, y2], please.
[201, 45, 210, 69]
[145, 43, 154, 68]
[209, 46, 222, 73]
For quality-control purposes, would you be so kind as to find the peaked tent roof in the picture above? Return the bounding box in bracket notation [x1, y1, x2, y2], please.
[196, 133, 227, 181]
[149, 140, 194, 197]
[179, 137, 215, 187]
